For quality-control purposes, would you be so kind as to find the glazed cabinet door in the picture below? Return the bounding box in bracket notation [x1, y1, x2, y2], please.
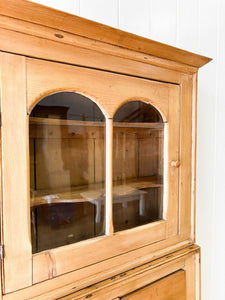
[0, 53, 182, 293]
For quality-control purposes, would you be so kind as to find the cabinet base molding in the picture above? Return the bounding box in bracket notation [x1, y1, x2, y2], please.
[1, 245, 199, 300]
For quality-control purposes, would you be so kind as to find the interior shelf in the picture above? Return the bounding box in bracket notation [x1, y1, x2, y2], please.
[30, 176, 163, 207]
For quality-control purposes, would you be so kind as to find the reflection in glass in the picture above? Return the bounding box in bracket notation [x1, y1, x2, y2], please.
[30, 92, 105, 253]
[113, 101, 164, 232]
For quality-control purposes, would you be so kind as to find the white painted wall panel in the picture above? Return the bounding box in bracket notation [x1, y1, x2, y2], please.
[80, 0, 118, 27]
[149, 0, 177, 45]
[177, 0, 199, 53]
[196, 1, 219, 299]
[211, 1, 225, 299]
[118, 0, 150, 37]
[29, 0, 80, 15]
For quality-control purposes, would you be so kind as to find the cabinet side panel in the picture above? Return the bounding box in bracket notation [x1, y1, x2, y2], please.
[0, 52, 32, 292]
[185, 250, 201, 300]
[179, 74, 193, 239]
[191, 73, 198, 241]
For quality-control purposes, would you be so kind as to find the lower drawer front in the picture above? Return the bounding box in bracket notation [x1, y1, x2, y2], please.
[122, 270, 186, 300]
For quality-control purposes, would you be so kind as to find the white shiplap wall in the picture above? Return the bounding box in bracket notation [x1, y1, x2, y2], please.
[30, 1, 224, 299]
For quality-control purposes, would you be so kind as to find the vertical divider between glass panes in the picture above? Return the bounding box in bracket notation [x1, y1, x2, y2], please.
[105, 118, 114, 236]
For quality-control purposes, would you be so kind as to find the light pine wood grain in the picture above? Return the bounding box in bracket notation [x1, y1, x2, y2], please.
[26, 58, 170, 118]
[0, 26, 183, 85]
[3, 241, 195, 299]
[0, 15, 197, 75]
[0, 52, 32, 293]
[191, 73, 198, 241]
[63, 261, 185, 300]
[179, 74, 193, 240]
[185, 251, 200, 300]
[166, 85, 180, 238]
[32, 221, 166, 283]
[58, 246, 200, 300]
[0, 0, 211, 67]
[122, 270, 186, 300]
[105, 119, 114, 236]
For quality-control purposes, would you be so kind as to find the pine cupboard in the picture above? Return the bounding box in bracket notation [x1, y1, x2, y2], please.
[0, 0, 211, 299]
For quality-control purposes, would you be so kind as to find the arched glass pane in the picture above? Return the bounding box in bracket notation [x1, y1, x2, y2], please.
[113, 101, 164, 232]
[30, 92, 105, 253]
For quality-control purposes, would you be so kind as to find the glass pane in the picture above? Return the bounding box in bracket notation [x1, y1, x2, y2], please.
[30, 92, 105, 253]
[113, 101, 164, 232]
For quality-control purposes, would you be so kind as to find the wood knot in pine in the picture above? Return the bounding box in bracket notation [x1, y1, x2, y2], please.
[54, 33, 64, 39]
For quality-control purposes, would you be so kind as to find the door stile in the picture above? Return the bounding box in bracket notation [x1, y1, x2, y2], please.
[0, 52, 32, 293]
